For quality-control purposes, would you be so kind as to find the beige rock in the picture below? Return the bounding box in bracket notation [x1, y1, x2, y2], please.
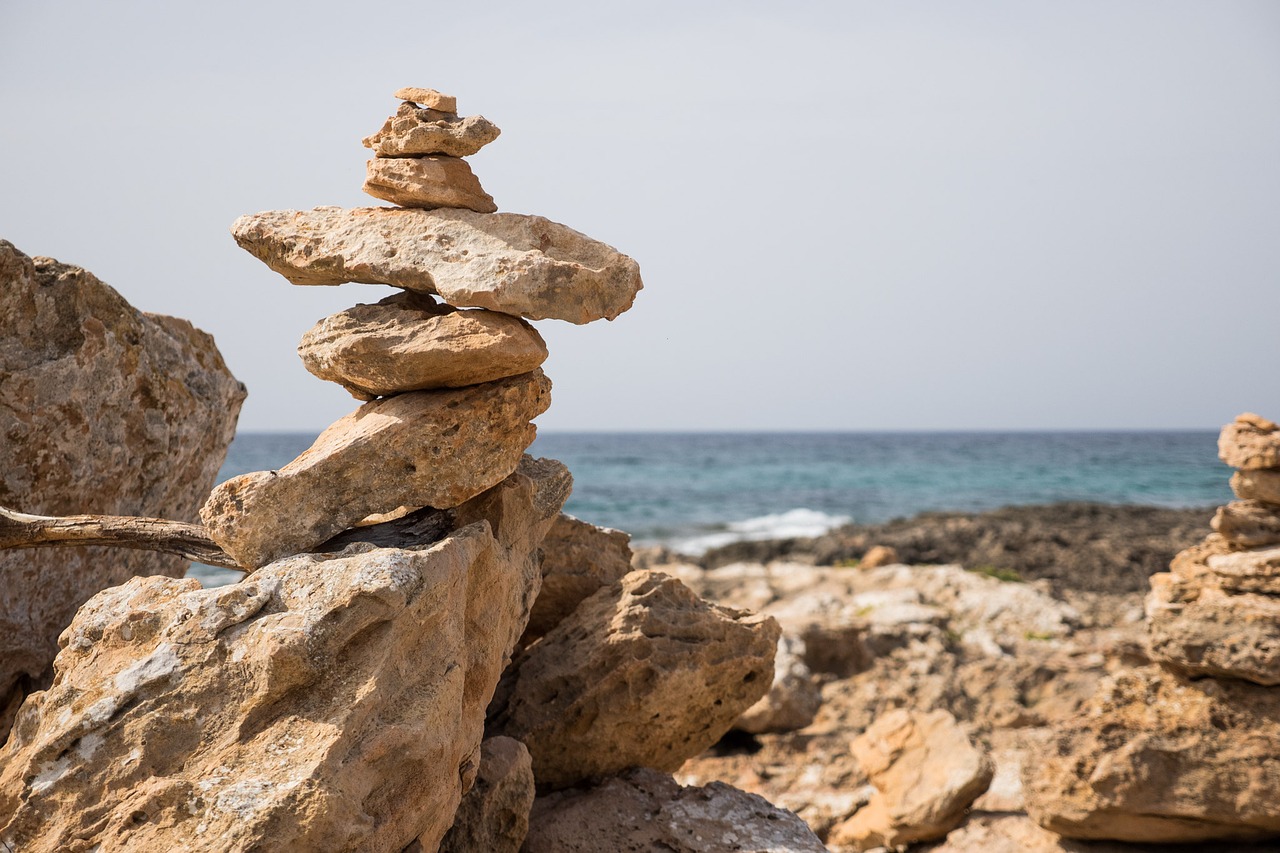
[231, 207, 643, 324]
[829, 709, 993, 850]
[1219, 412, 1280, 470]
[1211, 499, 1280, 547]
[1208, 544, 1280, 593]
[297, 292, 547, 400]
[363, 156, 497, 212]
[734, 634, 822, 735]
[0, 456, 570, 853]
[364, 102, 501, 157]
[524, 767, 827, 853]
[1232, 468, 1280, 505]
[0, 241, 244, 740]
[523, 513, 634, 640]
[860, 544, 899, 568]
[435, 737, 535, 853]
[1025, 665, 1280, 843]
[489, 570, 780, 789]
[393, 86, 457, 112]
[201, 369, 551, 569]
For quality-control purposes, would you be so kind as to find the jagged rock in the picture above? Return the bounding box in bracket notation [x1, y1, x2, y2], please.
[1219, 412, 1280, 470]
[0, 240, 244, 740]
[523, 513, 633, 640]
[1212, 500, 1280, 548]
[393, 86, 457, 113]
[489, 570, 779, 789]
[0, 457, 570, 853]
[297, 292, 547, 400]
[363, 156, 497, 212]
[364, 103, 501, 158]
[734, 634, 822, 734]
[202, 370, 550, 568]
[1232, 468, 1280, 506]
[434, 737, 534, 853]
[860, 544, 899, 568]
[828, 709, 993, 850]
[1208, 544, 1280, 594]
[1024, 665, 1280, 843]
[523, 767, 827, 853]
[231, 207, 642, 324]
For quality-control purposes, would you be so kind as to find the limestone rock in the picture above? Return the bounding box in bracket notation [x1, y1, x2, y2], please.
[393, 86, 457, 113]
[1025, 665, 1280, 843]
[523, 767, 827, 853]
[860, 544, 899, 568]
[231, 207, 642, 324]
[297, 292, 547, 400]
[1208, 544, 1280, 594]
[435, 737, 534, 853]
[828, 709, 993, 850]
[0, 456, 570, 853]
[1232, 468, 1280, 505]
[201, 369, 550, 569]
[523, 513, 634, 640]
[734, 633, 822, 735]
[0, 241, 244, 740]
[363, 156, 497, 212]
[1211, 500, 1280, 547]
[1219, 412, 1280, 470]
[489, 570, 780, 789]
[364, 102, 501, 158]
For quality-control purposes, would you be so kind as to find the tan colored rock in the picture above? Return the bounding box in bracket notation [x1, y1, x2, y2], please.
[1025, 665, 1280, 843]
[364, 102, 501, 158]
[363, 156, 497, 212]
[1219, 412, 1280, 470]
[231, 207, 643, 324]
[393, 86, 457, 112]
[435, 737, 534, 853]
[0, 241, 244, 740]
[1208, 544, 1280, 593]
[1232, 468, 1280, 505]
[298, 292, 547, 400]
[201, 369, 550, 569]
[860, 544, 899, 568]
[1212, 499, 1280, 547]
[489, 570, 780, 789]
[829, 709, 993, 850]
[0, 457, 570, 853]
[734, 634, 822, 735]
[524, 768, 827, 853]
[523, 513, 634, 640]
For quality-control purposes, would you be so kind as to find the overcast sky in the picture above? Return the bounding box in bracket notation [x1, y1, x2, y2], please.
[2, 1, 1277, 432]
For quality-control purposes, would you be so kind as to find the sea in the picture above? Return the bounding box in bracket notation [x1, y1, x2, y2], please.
[189, 430, 1230, 586]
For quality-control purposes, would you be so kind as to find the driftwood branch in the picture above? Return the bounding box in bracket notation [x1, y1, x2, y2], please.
[0, 505, 243, 570]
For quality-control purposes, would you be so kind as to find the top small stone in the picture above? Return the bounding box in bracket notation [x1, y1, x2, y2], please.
[394, 87, 457, 113]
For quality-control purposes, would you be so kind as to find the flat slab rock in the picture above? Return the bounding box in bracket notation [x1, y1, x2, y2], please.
[363, 156, 497, 213]
[393, 86, 457, 112]
[364, 102, 500, 157]
[231, 206, 642, 324]
[298, 291, 547, 400]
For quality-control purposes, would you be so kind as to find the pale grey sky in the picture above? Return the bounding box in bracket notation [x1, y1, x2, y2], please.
[2, 1, 1277, 431]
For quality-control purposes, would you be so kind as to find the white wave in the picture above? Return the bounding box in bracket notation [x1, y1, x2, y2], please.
[669, 508, 851, 556]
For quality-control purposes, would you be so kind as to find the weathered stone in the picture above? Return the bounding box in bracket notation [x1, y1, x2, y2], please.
[364, 102, 501, 158]
[1219, 412, 1280, 470]
[393, 86, 457, 112]
[0, 457, 570, 853]
[231, 207, 643, 324]
[1025, 666, 1280, 843]
[489, 570, 779, 789]
[1208, 544, 1280, 594]
[435, 737, 534, 853]
[363, 156, 497, 212]
[0, 241, 244, 740]
[523, 768, 827, 853]
[734, 633, 822, 734]
[860, 544, 900, 568]
[1232, 468, 1280, 506]
[828, 709, 993, 850]
[1212, 500, 1280, 548]
[523, 513, 633, 640]
[297, 292, 547, 400]
[201, 370, 550, 569]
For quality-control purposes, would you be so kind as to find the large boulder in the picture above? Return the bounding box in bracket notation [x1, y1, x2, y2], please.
[0, 457, 570, 853]
[0, 241, 244, 740]
[522, 513, 634, 640]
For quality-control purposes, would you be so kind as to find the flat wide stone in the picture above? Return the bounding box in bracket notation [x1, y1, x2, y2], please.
[363, 155, 497, 212]
[394, 86, 457, 113]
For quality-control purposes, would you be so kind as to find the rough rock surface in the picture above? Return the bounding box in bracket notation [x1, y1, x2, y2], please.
[1212, 499, 1280, 547]
[231, 206, 643, 324]
[393, 86, 457, 112]
[1232, 468, 1280, 506]
[0, 240, 244, 740]
[523, 513, 634, 640]
[1024, 665, 1280, 843]
[1208, 544, 1280, 593]
[828, 709, 993, 850]
[734, 634, 822, 735]
[523, 767, 827, 853]
[0, 456, 571, 853]
[298, 292, 547, 400]
[435, 737, 534, 853]
[363, 156, 497, 212]
[1219, 412, 1280, 470]
[489, 570, 779, 789]
[364, 103, 500, 157]
[202, 369, 550, 568]
[859, 544, 899, 568]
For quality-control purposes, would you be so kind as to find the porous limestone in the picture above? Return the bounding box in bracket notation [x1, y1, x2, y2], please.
[393, 87, 457, 112]
[363, 155, 497, 212]
[1218, 412, 1280, 470]
[522, 513, 634, 640]
[435, 737, 535, 853]
[363, 103, 500, 158]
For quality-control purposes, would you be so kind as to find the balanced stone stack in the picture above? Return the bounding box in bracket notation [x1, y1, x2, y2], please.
[1026, 412, 1280, 845]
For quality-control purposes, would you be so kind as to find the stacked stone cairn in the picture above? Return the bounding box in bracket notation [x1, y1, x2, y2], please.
[1026, 412, 1280, 845]
[0, 89, 820, 853]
